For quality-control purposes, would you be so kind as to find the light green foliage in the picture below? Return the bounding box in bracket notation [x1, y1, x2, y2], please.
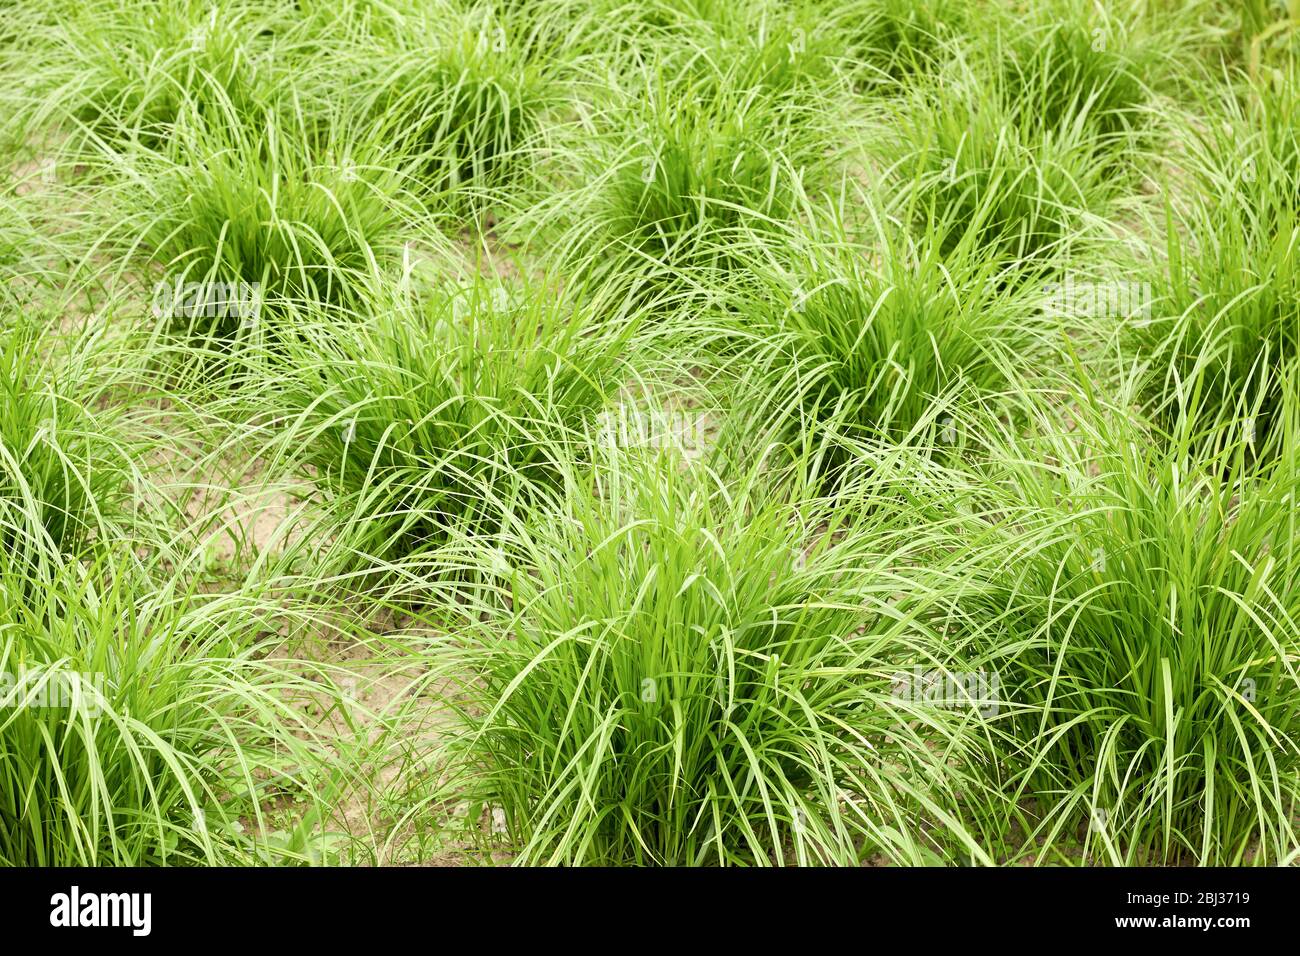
[0, 0, 1296, 868]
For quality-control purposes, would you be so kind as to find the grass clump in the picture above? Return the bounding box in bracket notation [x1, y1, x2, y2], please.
[0, 319, 130, 560]
[885, 66, 1108, 266]
[1135, 70, 1300, 452]
[356, 13, 549, 221]
[738, 216, 1045, 459]
[829, 0, 966, 82]
[598, 85, 809, 269]
[261, 274, 635, 557]
[992, 2, 1165, 143]
[30, 0, 280, 149]
[958, 385, 1300, 864]
[124, 105, 407, 333]
[424, 450, 995, 865]
[0, 551, 365, 865]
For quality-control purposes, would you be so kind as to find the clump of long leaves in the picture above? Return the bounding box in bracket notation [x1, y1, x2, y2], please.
[421, 446, 1001, 865]
[956, 377, 1300, 864]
